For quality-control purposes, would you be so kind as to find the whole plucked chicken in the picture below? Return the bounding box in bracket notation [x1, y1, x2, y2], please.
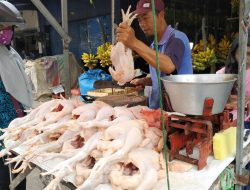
[109, 5, 137, 85]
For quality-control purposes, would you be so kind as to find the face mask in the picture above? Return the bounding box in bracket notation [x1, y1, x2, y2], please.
[0, 27, 13, 45]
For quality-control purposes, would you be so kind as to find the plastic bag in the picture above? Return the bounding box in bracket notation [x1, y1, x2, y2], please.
[78, 69, 111, 95]
[220, 167, 235, 190]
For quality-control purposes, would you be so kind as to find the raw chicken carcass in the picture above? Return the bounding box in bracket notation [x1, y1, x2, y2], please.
[36, 134, 85, 163]
[72, 101, 108, 122]
[94, 184, 112, 190]
[81, 105, 135, 129]
[108, 6, 137, 85]
[141, 127, 162, 150]
[140, 109, 168, 129]
[128, 105, 150, 120]
[109, 148, 160, 190]
[0, 99, 61, 141]
[77, 120, 145, 190]
[41, 132, 102, 190]
[7, 122, 82, 173]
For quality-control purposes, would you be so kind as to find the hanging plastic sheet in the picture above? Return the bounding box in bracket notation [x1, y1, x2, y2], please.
[78, 69, 111, 95]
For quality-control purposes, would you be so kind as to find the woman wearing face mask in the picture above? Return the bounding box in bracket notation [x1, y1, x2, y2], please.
[0, 1, 33, 189]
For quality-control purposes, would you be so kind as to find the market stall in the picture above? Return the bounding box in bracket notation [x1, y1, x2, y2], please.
[6, 139, 250, 190]
[1, 97, 248, 190]
[1, 0, 250, 189]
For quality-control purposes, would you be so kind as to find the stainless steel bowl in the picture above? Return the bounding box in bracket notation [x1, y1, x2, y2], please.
[161, 74, 237, 115]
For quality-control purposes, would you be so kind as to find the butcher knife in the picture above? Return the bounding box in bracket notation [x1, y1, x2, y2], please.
[93, 80, 135, 89]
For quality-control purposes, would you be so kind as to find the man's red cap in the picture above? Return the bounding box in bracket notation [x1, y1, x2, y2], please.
[133, 0, 165, 15]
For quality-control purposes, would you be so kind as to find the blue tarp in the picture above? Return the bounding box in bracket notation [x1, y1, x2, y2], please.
[78, 69, 111, 95]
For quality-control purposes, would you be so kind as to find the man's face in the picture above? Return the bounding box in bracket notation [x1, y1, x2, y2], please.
[137, 11, 156, 36]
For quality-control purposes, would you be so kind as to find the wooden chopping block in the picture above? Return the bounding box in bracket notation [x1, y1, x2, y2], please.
[96, 94, 147, 107]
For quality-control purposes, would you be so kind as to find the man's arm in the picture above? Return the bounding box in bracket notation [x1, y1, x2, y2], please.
[117, 23, 175, 74]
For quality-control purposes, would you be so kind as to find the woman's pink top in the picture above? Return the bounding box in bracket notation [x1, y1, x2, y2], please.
[216, 67, 250, 95]
[216, 67, 250, 121]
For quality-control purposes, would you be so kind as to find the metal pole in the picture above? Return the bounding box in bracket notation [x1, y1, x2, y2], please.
[235, 0, 248, 189]
[30, 0, 71, 44]
[111, 0, 115, 44]
[30, 0, 71, 97]
[201, 17, 207, 49]
[61, 0, 71, 98]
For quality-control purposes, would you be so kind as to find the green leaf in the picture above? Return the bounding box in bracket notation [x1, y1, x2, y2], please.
[89, 0, 93, 5]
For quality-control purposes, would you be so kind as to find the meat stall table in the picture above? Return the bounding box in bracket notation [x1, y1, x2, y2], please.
[5, 133, 250, 190]
[155, 134, 250, 190]
[7, 143, 76, 190]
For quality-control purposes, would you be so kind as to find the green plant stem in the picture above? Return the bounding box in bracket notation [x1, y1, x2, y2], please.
[151, 0, 171, 189]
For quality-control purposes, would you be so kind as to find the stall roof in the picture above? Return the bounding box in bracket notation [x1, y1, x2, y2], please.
[8, 0, 35, 10]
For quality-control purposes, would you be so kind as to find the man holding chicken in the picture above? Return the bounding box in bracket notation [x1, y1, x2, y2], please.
[116, 0, 193, 109]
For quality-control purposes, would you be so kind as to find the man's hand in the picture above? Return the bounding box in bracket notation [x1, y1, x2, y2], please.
[116, 22, 137, 49]
[130, 77, 152, 92]
[130, 78, 145, 92]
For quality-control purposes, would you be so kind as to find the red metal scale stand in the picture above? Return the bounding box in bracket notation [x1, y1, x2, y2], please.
[167, 98, 233, 170]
